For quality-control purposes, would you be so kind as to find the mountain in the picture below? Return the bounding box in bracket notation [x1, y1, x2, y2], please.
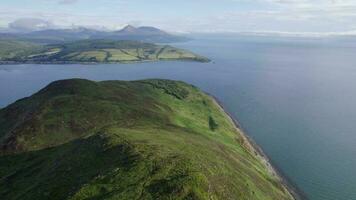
[0, 79, 296, 200]
[0, 27, 102, 44]
[116, 25, 171, 36]
[116, 25, 139, 34]
[0, 25, 189, 44]
[94, 25, 189, 43]
[0, 39, 209, 64]
[25, 27, 101, 41]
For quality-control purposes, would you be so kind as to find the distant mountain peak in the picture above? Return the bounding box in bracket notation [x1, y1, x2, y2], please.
[138, 26, 167, 34]
[115, 25, 169, 37]
[3, 24, 189, 43]
[120, 25, 138, 33]
[138, 26, 162, 31]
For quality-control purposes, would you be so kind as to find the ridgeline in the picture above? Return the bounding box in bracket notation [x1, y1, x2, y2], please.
[0, 79, 294, 200]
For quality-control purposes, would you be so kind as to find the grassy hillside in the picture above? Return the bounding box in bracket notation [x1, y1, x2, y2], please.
[0, 39, 209, 64]
[0, 39, 42, 60]
[0, 79, 294, 200]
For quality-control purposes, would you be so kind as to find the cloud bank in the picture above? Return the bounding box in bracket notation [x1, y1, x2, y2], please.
[8, 18, 55, 32]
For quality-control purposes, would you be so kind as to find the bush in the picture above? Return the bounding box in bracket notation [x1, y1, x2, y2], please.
[209, 116, 218, 131]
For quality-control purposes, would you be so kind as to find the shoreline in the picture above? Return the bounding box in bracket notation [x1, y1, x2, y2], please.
[210, 95, 306, 200]
[0, 58, 210, 66]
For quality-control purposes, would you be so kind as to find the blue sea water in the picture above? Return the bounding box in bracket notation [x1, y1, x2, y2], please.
[1, 35, 356, 200]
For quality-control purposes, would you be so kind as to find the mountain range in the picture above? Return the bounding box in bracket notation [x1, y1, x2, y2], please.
[0, 25, 189, 44]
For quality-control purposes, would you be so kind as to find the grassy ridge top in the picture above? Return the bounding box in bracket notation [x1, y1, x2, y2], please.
[0, 79, 293, 200]
[0, 39, 210, 64]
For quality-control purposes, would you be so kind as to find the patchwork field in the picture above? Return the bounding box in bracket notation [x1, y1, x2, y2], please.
[0, 39, 210, 64]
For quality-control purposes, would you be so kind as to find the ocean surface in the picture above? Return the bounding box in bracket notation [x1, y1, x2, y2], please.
[1, 35, 356, 200]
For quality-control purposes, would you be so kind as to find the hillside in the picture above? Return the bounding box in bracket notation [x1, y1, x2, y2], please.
[0, 79, 295, 200]
[0, 40, 41, 60]
[0, 39, 209, 64]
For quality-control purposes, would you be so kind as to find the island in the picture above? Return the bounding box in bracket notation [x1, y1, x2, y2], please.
[0, 79, 297, 200]
[0, 39, 210, 64]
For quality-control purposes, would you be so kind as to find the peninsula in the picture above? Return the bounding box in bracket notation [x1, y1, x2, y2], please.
[0, 39, 210, 64]
[0, 79, 295, 200]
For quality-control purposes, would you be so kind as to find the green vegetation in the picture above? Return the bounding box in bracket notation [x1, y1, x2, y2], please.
[0, 39, 210, 64]
[0, 40, 41, 60]
[0, 79, 294, 200]
[209, 116, 219, 131]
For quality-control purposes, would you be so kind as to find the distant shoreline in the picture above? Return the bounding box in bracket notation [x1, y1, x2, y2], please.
[210, 94, 306, 200]
[0, 58, 210, 65]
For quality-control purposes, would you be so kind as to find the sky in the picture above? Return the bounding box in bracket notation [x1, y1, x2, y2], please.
[0, 0, 356, 33]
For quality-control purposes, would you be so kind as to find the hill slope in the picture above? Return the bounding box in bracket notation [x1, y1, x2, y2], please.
[0, 40, 41, 60]
[0, 79, 294, 200]
[0, 39, 209, 64]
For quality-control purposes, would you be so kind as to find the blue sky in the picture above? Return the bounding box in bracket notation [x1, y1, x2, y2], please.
[1, 0, 356, 33]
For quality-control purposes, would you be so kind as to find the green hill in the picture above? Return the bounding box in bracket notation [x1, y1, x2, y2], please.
[0, 39, 41, 60]
[0, 79, 294, 200]
[0, 39, 209, 64]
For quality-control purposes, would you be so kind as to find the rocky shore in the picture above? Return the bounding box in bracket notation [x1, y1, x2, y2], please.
[210, 95, 306, 200]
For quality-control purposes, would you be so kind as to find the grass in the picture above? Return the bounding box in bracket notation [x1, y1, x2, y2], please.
[156, 46, 198, 61]
[0, 39, 42, 60]
[70, 51, 108, 62]
[105, 49, 139, 61]
[0, 39, 210, 63]
[0, 79, 293, 200]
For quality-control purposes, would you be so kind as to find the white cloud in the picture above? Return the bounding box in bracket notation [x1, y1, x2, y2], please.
[8, 18, 55, 32]
[58, 0, 78, 4]
[220, 0, 356, 33]
[45, 0, 79, 4]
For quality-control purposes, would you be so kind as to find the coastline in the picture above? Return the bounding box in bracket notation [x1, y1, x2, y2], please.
[0, 58, 210, 65]
[210, 95, 305, 200]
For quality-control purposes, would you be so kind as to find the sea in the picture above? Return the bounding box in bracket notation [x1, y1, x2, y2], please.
[1, 34, 356, 200]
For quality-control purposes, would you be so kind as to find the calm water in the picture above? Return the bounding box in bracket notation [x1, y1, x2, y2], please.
[1, 35, 356, 200]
